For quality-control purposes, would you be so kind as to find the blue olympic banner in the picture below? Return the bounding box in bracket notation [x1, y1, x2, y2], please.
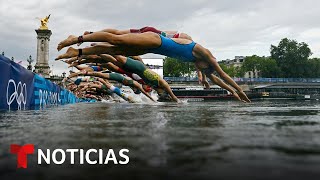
[33, 74, 79, 109]
[0, 55, 79, 111]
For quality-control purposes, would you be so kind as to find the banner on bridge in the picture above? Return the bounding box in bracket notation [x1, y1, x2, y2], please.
[0, 55, 79, 110]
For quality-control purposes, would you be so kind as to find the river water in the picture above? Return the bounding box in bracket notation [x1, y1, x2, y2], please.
[0, 100, 320, 180]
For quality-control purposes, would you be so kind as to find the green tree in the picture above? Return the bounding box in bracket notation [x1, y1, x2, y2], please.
[163, 57, 196, 77]
[219, 63, 243, 77]
[270, 38, 312, 78]
[242, 55, 281, 78]
[235, 66, 245, 77]
[220, 63, 232, 75]
[242, 55, 260, 74]
[305, 58, 320, 78]
[259, 57, 281, 78]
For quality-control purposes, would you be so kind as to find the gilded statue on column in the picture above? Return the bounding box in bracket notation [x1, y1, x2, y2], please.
[39, 14, 51, 30]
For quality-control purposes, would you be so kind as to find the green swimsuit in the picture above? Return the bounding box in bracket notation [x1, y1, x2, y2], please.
[123, 57, 160, 87]
[109, 73, 134, 86]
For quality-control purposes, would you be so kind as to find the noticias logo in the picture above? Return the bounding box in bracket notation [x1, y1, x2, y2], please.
[10, 144, 130, 168]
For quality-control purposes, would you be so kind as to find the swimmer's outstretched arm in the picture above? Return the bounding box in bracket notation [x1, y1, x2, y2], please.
[74, 65, 87, 71]
[99, 54, 123, 67]
[69, 66, 97, 78]
[132, 81, 155, 102]
[130, 56, 144, 63]
[200, 73, 210, 89]
[76, 71, 154, 102]
[87, 94, 99, 100]
[82, 59, 104, 65]
[97, 78, 135, 103]
[209, 57, 251, 103]
[69, 72, 82, 78]
[196, 66, 210, 89]
[69, 68, 91, 78]
[87, 83, 102, 90]
[75, 84, 87, 92]
[197, 67, 203, 84]
[80, 55, 104, 62]
[76, 54, 126, 69]
[77, 71, 108, 80]
[206, 74, 244, 102]
[68, 60, 103, 68]
[67, 57, 105, 67]
[158, 79, 180, 103]
[80, 84, 95, 92]
[84, 29, 131, 36]
[64, 57, 79, 64]
[102, 62, 121, 72]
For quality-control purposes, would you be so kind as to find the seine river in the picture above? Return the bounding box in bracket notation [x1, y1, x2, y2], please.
[1, 100, 320, 180]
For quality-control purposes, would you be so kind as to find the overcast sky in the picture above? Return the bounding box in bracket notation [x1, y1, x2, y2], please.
[0, 0, 319, 75]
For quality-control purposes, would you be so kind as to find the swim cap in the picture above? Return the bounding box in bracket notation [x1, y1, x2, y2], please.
[74, 78, 82, 85]
[134, 89, 141, 94]
[143, 85, 152, 92]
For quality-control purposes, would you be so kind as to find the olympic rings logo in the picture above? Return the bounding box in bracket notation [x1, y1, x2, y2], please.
[38, 89, 60, 108]
[6, 79, 27, 110]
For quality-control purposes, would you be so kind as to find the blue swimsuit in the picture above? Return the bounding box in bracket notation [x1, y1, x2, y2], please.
[148, 35, 196, 62]
[90, 66, 102, 72]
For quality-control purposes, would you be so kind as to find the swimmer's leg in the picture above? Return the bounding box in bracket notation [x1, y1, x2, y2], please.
[56, 45, 145, 60]
[98, 78, 135, 103]
[57, 32, 160, 51]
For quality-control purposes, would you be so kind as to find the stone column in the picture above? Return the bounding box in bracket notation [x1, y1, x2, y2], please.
[34, 29, 52, 78]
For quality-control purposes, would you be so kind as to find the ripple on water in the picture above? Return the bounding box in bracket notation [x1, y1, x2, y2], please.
[0, 100, 320, 179]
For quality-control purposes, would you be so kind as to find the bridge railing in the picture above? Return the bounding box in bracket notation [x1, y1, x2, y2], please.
[164, 77, 320, 83]
[164, 77, 199, 82]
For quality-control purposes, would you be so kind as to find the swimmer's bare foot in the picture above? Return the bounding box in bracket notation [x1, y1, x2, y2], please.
[57, 35, 78, 51]
[55, 47, 79, 60]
